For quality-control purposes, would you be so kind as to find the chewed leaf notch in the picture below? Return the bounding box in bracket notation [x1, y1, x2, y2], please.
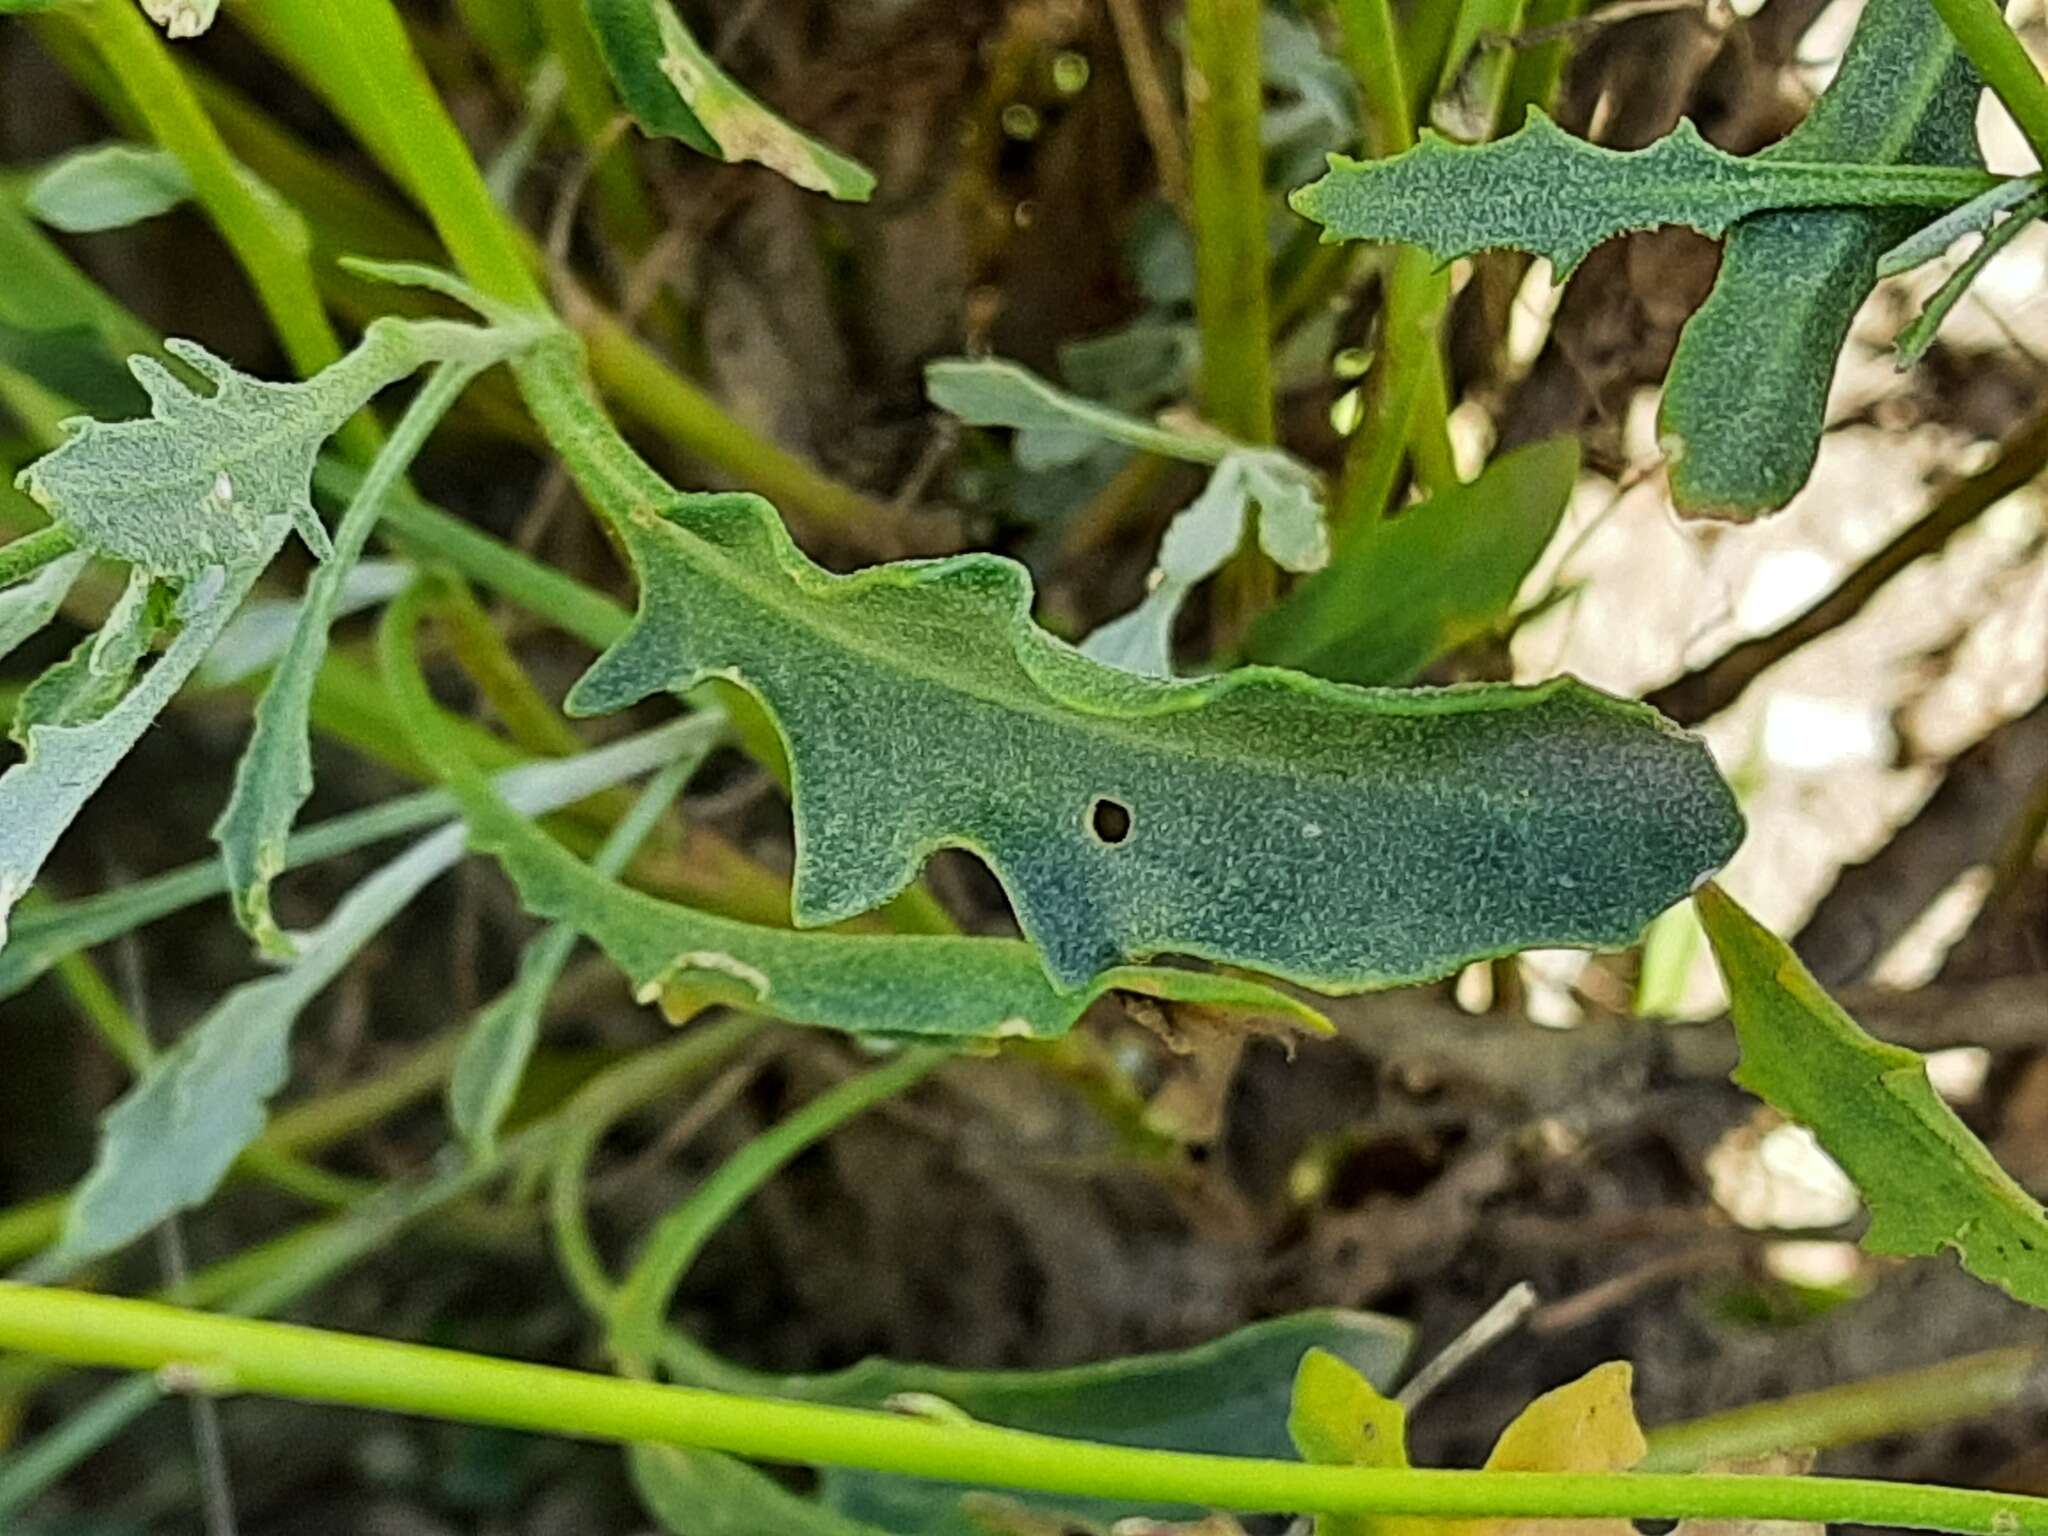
[525, 333, 1745, 994]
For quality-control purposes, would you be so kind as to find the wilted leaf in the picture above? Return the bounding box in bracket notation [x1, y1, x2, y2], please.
[38, 724, 707, 1271]
[1290, 109, 1997, 278]
[1698, 883, 2048, 1310]
[1483, 1362, 1646, 1536]
[1290, 1347, 1409, 1470]
[525, 330, 1740, 996]
[1658, 0, 1983, 515]
[584, 0, 875, 200]
[1247, 437, 1577, 686]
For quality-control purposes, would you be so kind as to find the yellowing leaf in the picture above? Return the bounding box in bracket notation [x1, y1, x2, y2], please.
[585, 0, 875, 201]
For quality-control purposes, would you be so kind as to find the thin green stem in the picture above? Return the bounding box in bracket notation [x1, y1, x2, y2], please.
[0, 527, 77, 592]
[610, 1048, 949, 1364]
[1642, 1346, 2044, 1471]
[1927, 0, 2048, 167]
[1335, 0, 1416, 157]
[1186, 0, 1274, 445]
[1338, 247, 1452, 534]
[64, 0, 368, 453]
[0, 1284, 2044, 1532]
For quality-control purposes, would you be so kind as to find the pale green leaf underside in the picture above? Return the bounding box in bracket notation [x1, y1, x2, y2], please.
[1699, 884, 2048, 1310]
[584, 0, 875, 201]
[926, 357, 1232, 466]
[0, 534, 279, 947]
[41, 724, 706, 1272]
[25, 144, 192, 234]
[540, 323, 1739, 997]
[1084, 449, 1328, 678]
[1291, 109, 2002, 277]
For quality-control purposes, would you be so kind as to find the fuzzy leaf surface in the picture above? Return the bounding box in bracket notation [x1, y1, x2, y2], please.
[12, 324, 431, 575]
[1658, 0, 1983, 515]
[451, 767, 1327, 1039]
[1291, 109, 1998, 278]
[583, 0, 875, 199]
[545, 343, 1740, 993]
[1699, 883, 2048, 1309]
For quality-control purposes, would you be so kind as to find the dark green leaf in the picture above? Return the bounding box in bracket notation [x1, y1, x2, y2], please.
[1658, 0, 1983, 515]
[805, 1311, 1412, 1535]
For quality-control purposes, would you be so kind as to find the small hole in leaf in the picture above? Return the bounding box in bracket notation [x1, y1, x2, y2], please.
[1088, 797, 1133, 845]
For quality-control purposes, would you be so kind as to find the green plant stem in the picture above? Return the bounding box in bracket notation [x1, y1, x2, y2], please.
[63, 0, 370, 457]
[532, 0, 659, 252]
[1186, 0, 1277, 630]
[229, 0, 901, 540]
[1327, 0, 1458, 526]
[610, 1048, 950, 1365]
[1338, 248, 1452, 536]
[1335, 0, 1416, 157]
[0, 527, 77, 591]
[1186, 0, 1274, 444]
[1642, 1346, 2044, 1471]
[1926, 0, 2048, 166]
[0, 1285, 2043, 1532]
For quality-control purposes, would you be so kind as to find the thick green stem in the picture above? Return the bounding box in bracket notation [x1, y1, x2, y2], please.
[1335, 0, 1416, 157]
[1338, 247, 1452, 534]
[0, 1284, 2044, 1532]
[1927, 0, 2048, 166]
[1186, 0, 1277, 630]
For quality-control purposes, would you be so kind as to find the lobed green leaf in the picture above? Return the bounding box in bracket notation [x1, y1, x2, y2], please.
[1658, 0, 1984, 515]
[1290, 108, 2000, 279]
[1699, 883, 2048, 1310]
[526, 332, 1740, 995]
[583, 0, 876, 201]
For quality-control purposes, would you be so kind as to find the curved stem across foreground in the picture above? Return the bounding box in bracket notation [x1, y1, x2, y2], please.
[0, 1284, 2043, 1533]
